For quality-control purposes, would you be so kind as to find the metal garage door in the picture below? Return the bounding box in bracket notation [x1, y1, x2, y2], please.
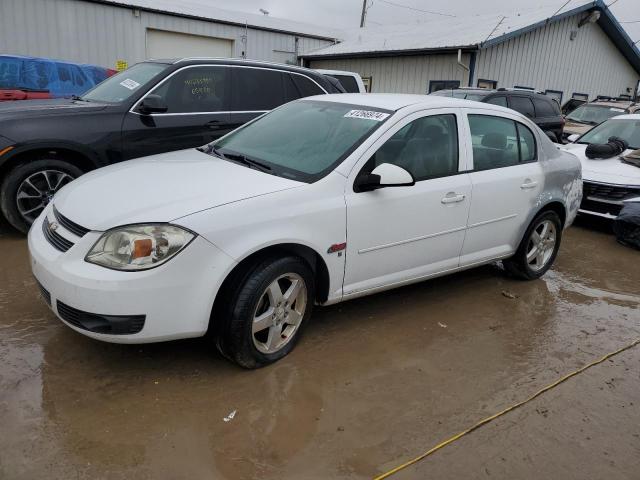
[146, 29, 234, 59]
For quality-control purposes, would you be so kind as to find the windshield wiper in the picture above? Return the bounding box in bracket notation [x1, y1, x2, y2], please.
[220, 151, 272, 172]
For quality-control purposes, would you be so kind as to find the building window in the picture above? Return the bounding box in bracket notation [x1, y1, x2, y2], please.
[477, 79, 497, 89]
[572, 93, 589, 101]
[545, 89, 563, 105]
[362, 76, 372, 93]
[514, 85, 534, 91]
[428, 80, 460, 93]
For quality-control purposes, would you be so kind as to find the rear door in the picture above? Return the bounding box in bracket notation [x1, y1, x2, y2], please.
[460, 109, 544, 265]
[227, 67, 328, 131]
[532, 97, 562, 140]
[121, 65, 232, 159]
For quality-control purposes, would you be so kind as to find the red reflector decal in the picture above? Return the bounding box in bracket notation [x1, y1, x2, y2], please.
[327, 242, 347, 253]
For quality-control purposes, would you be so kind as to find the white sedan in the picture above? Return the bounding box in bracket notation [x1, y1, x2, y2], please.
[29, 94, 582, 368]
[562, 114, 640, 218]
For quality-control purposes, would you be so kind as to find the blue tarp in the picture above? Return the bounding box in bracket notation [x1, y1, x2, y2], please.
[0, 55, 113, 97]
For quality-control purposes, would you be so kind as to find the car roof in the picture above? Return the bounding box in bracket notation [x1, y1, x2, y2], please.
[145, 57, 324, 76]
[611, 114, 640, 120]
[591, 100, 634, 108]
[302, 93, 508, 111]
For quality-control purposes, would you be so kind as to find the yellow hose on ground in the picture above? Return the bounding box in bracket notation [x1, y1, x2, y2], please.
[373, 338, 640, 480]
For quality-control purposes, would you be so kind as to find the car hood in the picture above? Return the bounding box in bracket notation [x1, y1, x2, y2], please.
[53, 149, 304, 231]
[0, 98, 108, 120]
[563, 121, 593, 136]
[560, 143, 640, 186]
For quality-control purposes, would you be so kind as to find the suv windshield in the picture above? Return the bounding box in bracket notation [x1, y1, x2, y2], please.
[578, 118, 640, 149]
[81, 62, 168, 103]
[211, 100, 391, 182]
[566, 104, 627, 125]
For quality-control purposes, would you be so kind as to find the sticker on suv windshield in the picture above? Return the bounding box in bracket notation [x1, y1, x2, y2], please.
[344, 110, 390, 121]
[120, 79, 141, 90]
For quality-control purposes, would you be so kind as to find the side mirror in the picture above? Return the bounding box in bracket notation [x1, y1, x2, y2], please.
[355, 163, 415, 192]
[566, 133, 580, 143]
[138, 94, 168, 114]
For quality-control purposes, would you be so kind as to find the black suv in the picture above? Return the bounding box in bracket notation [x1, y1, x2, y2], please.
[0, 58, 343, 232]
[431, 87, 564, 143]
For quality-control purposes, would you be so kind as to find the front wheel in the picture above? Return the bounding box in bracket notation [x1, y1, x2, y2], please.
[1, 159, 82, 233]
[218, 256, 315, 369]
[503, 211, 562, 280]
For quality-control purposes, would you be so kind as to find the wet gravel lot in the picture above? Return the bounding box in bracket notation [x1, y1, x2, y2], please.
[1, 219, 639, 479]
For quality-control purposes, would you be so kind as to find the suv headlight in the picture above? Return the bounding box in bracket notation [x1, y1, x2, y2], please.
[85, 224, 195, 271]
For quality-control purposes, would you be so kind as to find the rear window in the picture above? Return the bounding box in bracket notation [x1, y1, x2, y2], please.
[329, 74, 360, 93]
[231, 68, 285, 111]
[533, 98, 557, 117]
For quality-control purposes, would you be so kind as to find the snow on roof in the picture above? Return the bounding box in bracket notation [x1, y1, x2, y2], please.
[302, 0, 597, 57]
[92, 0, 342, 40]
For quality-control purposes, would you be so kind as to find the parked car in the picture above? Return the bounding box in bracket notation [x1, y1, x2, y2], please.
[562, 97, 640, 141]
[0, 58, 344, 233]
[561, 113, 640, 218]
[29, 94, 582, 368]
[561, 97, 586, 116]
[431, 87, 565, 142]
[0, 54, 116, 101]
[314, 69, 366, 93]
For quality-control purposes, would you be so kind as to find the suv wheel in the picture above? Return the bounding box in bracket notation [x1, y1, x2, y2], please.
[218, 256, 315, 369]
[1, 159, 82, 234]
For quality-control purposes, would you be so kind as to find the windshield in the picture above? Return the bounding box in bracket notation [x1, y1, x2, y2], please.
[578, 118, 640, 149]
[566, 104, 627, 125]
[81, 62, 168, 103]
[212, 100, 391, 182]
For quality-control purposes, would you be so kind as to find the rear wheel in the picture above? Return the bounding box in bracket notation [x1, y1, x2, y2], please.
[218, 256, 315, 369]
[0, 159, 82, 233]
[503, 211, 562, 280]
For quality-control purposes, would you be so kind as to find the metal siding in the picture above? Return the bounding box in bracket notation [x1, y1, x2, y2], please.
[1, 0, 333, 69]
[309, 54, 471, 94]
[476, 14, 639, 99]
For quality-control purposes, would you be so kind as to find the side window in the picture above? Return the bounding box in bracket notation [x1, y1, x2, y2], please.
[149, 66, 227, 113]
[517, 123, 536, 162]
[509, 96, 535, 118]
[485, 96, 507, 107]
[469, 115, 537, 170]
[291, 75, 325, 97]
[364, 114, 459, 181]
[331, 74, 360, 93]
[232, 68, 284, 111]
[532, 98, 556, 117]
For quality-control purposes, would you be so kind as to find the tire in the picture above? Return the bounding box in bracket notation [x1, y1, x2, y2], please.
[0, 159, 83, 234]
[503, 210, 562, 280]
[217, 255, 315, 369]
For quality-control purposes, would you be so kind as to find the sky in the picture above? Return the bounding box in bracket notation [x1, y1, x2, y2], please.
[204, 0, 640, 42]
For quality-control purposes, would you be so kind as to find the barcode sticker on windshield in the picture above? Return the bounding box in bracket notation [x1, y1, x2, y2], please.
[344, 110, 390, 121]
[120, 79, 141, 90]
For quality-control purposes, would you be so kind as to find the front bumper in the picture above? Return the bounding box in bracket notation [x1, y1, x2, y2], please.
[579, 181, 640, 219]
[29, 207, 236, 343]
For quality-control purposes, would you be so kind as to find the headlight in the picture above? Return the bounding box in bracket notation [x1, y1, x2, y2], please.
[85, 224, 195, 271]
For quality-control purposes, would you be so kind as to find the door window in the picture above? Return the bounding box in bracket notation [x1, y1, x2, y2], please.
[532, 98, 556, 117]
[364, 114, 459, 181]
[469, 115, 537, 170]
[509, 96, 535, 118]
[232, 68, 286, 111]
[485, 96, 507, 107]
[148, 66, 227, 113]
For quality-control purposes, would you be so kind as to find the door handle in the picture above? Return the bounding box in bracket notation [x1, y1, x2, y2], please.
[441, 193, 466, 204]
[206, 120, 223, 130]
[521, 180, 539, 190]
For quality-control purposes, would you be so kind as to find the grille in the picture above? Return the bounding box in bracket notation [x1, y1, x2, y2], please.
[583, 182, 640, 202]
[42, 217, 74, 252]
[53, 205, 90, 237]
[56, 301, 145, 335]
[36, 279, 51, 306]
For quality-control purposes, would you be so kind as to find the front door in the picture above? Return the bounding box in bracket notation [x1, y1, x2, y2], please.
[343, 109, 472, 297]
[121, 65, 233, 159]
[460, 110, 544, 265]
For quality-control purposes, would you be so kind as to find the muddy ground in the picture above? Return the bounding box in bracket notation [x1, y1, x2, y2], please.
[1, 219, 639, 480]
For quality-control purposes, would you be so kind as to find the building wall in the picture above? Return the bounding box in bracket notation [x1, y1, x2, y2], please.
[309, 53, 471, 94]
[473, 15, 638, 102]
[0, 0, 333, 70]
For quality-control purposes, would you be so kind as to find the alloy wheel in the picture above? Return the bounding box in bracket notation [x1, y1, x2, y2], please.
[16, 170, 74, 223]
[252, 273, 307, 354]
[526, 219, 557, 272]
